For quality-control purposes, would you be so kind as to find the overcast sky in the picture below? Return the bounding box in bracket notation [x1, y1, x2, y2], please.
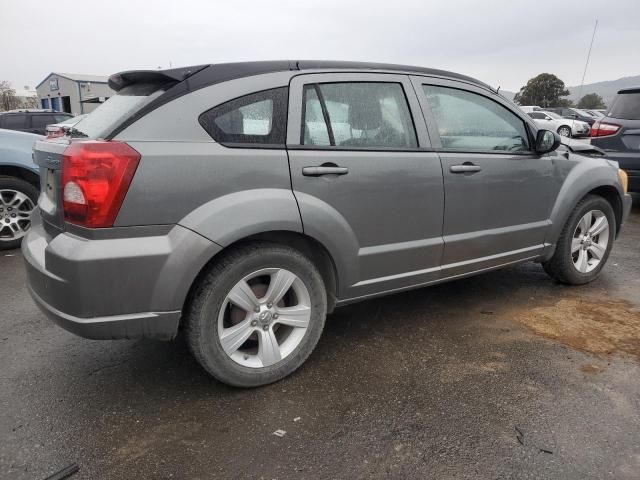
[1, 0, 639, 92]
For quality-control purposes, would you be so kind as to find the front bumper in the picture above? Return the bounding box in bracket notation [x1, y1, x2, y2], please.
[626, 170, 640, 193]
[620, 193, 633, 237]
[22, 216, 220, 340]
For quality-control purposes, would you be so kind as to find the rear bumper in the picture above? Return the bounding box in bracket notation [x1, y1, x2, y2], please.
[27, 286, 181, 340]
[22, 216, 220, 340]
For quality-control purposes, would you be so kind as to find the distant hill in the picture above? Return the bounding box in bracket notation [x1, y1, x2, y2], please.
[502, 74, 640, 108]
[566, 75, 640, 107]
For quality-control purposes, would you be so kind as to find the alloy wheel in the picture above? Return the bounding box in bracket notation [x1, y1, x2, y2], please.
[558, 126, 571, 137]
[0, 189, 35, 242]
[218, 268, 311, 368]
[571, 209, 609, 273]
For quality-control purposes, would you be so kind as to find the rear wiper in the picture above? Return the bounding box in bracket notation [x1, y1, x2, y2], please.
[67, 127, 88, 138]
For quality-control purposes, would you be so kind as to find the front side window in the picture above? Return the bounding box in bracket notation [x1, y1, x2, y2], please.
[199, 87, 288, 146]
[423, 85, 529, 152]
[528, 112, 544, 120]
[301, 82, 417, 148]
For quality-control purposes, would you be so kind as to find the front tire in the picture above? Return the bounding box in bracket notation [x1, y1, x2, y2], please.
[542, 195, 615, 285]
[185, 243, 327, 387]
[0, 176, 38, 251]
[557, 125, 572, 137]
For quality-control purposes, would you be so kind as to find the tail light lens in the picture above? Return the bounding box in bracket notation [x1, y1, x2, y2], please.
[591, 121, 620, 137]
[62, 141, 140, 227]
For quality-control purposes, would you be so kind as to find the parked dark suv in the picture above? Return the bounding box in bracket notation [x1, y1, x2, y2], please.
[591, 87, 640, 192]
[0, 110, 72, 135]
[22, 61, 632, 387]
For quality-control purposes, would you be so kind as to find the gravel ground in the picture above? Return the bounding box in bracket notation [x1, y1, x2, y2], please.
[1, 196, 639, 480]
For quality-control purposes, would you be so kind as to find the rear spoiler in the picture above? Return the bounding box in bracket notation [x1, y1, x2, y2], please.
[108, 65, 209, 92]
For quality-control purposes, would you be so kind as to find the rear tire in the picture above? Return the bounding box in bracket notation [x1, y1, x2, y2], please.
[0, 176, 38, 251]
[185, 242, 327, 387]
[542, 195, 615, 285]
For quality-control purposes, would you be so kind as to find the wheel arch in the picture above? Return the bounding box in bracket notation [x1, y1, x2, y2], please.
[542, 167, 624, 262]
[182, 230, 340, 322]
[0, 166, 40, 188]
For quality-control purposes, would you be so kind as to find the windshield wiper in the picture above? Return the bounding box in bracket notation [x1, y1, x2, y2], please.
[67, 127, 88, 138]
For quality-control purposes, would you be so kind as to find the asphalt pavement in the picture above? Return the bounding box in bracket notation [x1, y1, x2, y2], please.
[1, 197, 639, 479]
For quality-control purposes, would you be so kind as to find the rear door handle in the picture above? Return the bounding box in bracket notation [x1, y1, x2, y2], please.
[450, 164, 482, 173]
[302, 166, 349, 176]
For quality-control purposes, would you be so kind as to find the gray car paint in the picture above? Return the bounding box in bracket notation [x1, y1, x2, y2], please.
[22, 66, 632, 340]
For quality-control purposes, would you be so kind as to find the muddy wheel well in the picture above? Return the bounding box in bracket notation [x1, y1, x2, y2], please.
[183, 231, 339, 322]
[588, 185, 623, 233]
[0, 166, 39, 188]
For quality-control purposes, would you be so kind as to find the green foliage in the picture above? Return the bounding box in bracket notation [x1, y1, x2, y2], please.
[513, 73, 571, 108]
[577, 93, 606, 109]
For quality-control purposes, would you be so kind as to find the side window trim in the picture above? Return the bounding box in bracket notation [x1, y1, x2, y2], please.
[198, 86, 288, 149]
[313, 84, 335, 146]
[287, 72, 432, 150]
[410, 75, 536, 155]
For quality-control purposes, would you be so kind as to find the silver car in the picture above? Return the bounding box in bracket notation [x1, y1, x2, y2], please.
[22, 61, 632, 387]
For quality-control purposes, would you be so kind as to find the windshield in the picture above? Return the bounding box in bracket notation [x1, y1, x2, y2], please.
[575, 108, 594, 117]
[69, 83, 165, 138]
[543, 111, 562, 119]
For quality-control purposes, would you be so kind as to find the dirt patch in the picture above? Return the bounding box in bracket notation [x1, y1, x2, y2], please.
[512, 298, 640, 359]
[580, 364, 604, 374]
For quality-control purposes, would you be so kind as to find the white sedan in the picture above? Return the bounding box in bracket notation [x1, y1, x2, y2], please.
[527, 110, 591, 138]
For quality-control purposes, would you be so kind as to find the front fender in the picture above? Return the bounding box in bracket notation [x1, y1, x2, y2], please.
[542, 156, 623, 261]
[178, 188, 303, 246]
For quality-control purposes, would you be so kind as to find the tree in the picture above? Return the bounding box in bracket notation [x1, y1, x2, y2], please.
[0, 81, 19, 111]
[577, 93, 606, 109]
[513, 73, 571, 108]
[23, 96, 39, 109]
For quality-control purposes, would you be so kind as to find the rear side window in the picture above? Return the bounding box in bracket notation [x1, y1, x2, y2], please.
[609, 92, 640, 120]
[199, 87, 288, 146]
[301, 82, 417, 148]
[2, 114, 28, 129]
[423, 85, 529, 152]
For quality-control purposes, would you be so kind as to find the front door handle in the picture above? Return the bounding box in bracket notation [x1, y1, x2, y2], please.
[450, 164, 482, 173]
[302, 165, 349, 176]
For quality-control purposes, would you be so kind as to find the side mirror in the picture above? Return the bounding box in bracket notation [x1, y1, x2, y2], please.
[535, 129, 561, 154]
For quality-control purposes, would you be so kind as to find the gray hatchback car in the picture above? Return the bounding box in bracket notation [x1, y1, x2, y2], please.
[23, 61, 632, 387]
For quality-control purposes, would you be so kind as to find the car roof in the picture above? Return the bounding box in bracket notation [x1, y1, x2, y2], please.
[2, 111, 71, 115]
[109, 60, 494, 92]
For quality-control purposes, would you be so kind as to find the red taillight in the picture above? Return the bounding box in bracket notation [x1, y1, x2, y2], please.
[62, 141, 140, 228]
[591, 121, 620, 137]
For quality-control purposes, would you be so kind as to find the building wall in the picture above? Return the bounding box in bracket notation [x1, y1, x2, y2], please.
[36, 74, 115, 116]
[78, 82, 114, 114]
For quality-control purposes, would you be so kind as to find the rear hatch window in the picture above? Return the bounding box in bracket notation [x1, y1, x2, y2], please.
[608, 91, 640, 120]
[68, 83, 165, 139]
